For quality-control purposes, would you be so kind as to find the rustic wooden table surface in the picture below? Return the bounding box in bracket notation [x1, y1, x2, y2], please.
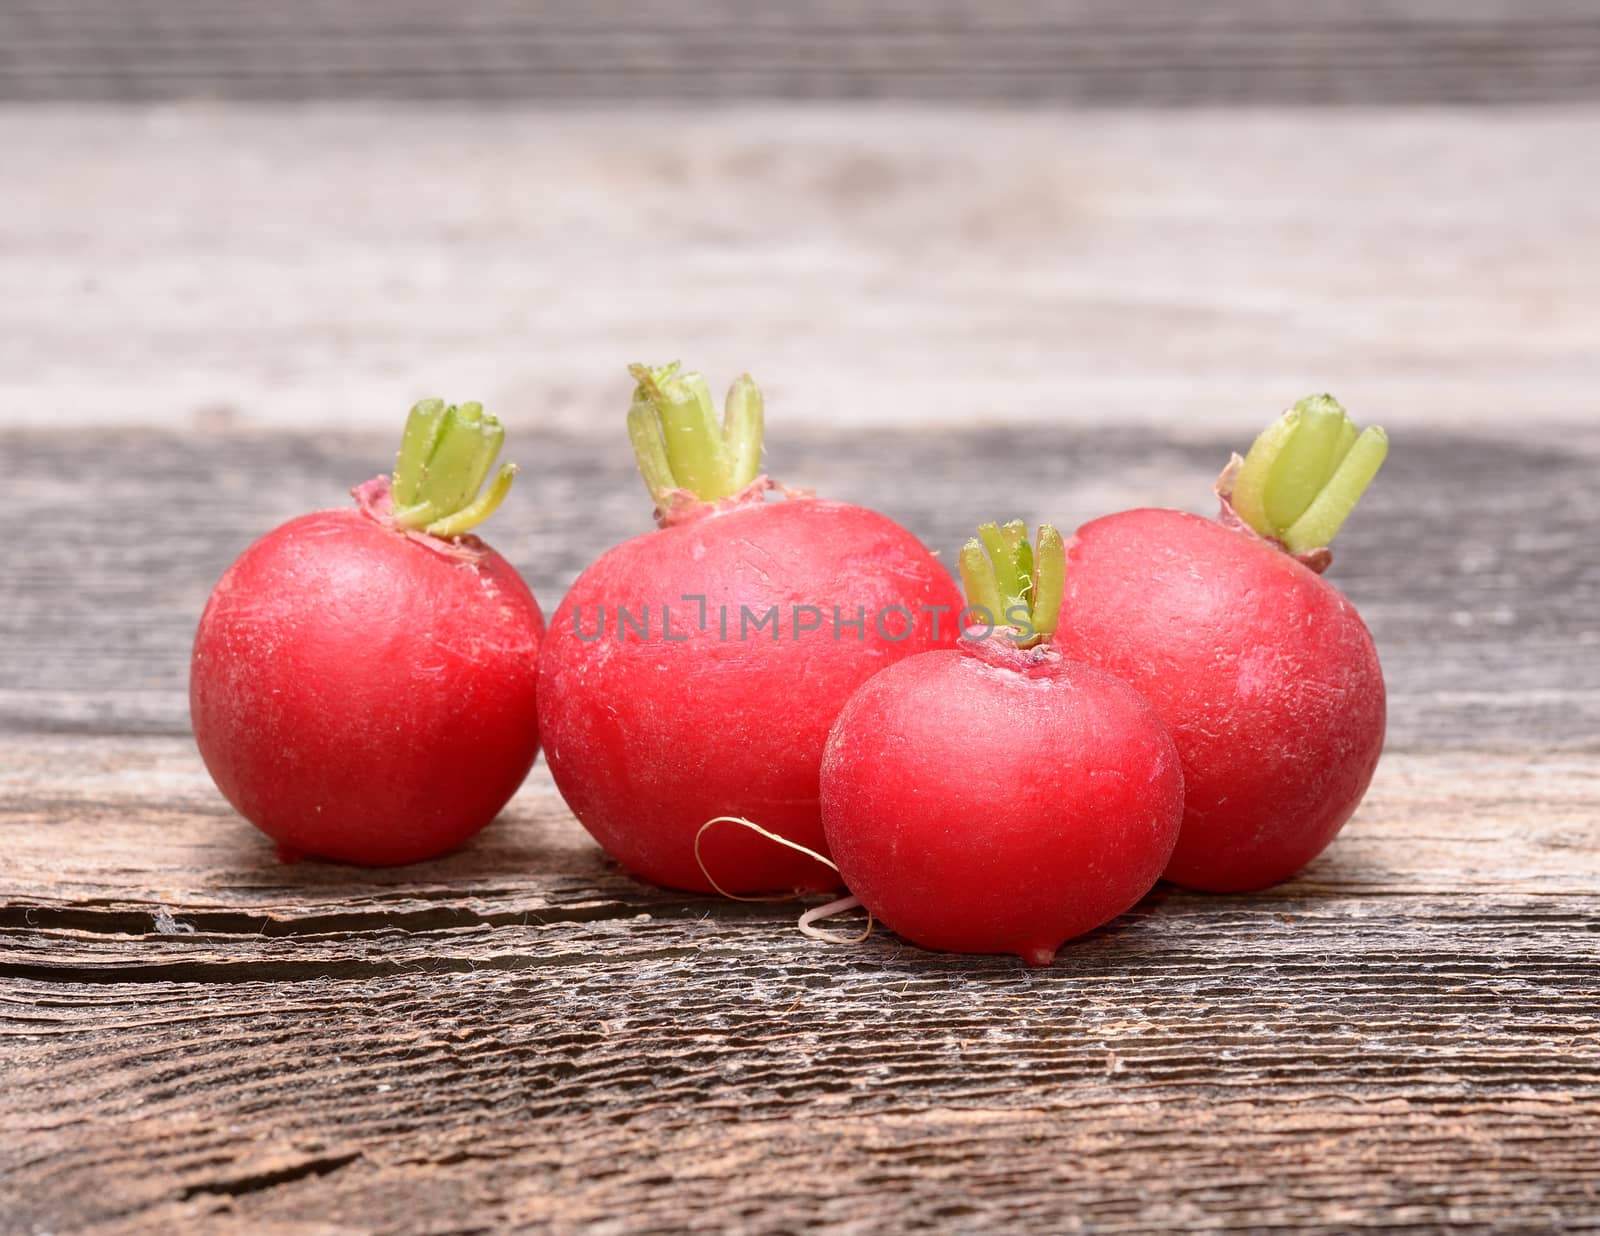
[3, 104, 1599, 1234]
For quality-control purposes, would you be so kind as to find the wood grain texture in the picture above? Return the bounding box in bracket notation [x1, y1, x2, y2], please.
[4, 106, 1599, 432]
[2, 1, 1599, 104]
[3, 416, 1599, 1232]
[3, 735, 1598, 1234]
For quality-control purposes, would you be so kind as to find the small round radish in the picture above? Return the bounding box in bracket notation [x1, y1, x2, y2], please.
[821, 522, 1185, 965]
[1050, 396, 1389, 892]
[537, 363, 963, 894]
[191, 401, 545, 866]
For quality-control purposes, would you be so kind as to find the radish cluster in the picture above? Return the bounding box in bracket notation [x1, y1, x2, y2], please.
[191, 371, 1388, 966]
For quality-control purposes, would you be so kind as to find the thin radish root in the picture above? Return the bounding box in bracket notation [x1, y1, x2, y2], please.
[692, 816, 819, 904]
[694, 816, 874, 945]
[798, 895, 872, 945]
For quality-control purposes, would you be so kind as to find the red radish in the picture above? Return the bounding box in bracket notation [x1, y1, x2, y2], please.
[190, 401, 545, 866]
[820, 522, 1185, 965]
[1050, 396, 1389, 892]
[536, 362, 963, 894]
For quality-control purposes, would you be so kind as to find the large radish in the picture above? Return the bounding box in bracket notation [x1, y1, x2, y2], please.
[191, 401, 544, 866]
[536, 363, 963, 893]
[1051, 396, 1389, 891]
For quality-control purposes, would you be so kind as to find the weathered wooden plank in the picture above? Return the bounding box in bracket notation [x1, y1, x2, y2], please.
[5, 884, 1599, 983]
[4, 886, 1597, 1232]
[2, 1, 1599, 104]
[4, 426, 1596, 752]
[2, 737, 1598, 919]
[4, 721, 1595, 1230]
[4, 107, 1598, 432]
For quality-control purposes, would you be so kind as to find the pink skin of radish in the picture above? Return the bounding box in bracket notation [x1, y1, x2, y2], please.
[190, 402, 545, 866]
[819, 524, 1186, 966]
[536, 364, 963, 894]
[1050, 397, 1389, 892]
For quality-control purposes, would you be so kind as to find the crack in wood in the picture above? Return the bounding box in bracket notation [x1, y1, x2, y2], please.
[0, 943, 707, 985]
[0, 899, 644, 938]
[179, 1151, 363, 1200]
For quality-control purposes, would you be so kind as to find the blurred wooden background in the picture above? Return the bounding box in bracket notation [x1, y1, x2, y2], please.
[3, 2, 1597, 435]
[2, 0, 1599, 103]
[4, 103, 1598, 434]
[3, 4, 1599, 1234]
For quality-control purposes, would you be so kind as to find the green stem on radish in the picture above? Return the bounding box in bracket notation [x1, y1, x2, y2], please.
[1229, 395, 1388, 553]
[627, 362, 765, 508]
[958, 520, 1066, 647]
[390, 399, 518, 537]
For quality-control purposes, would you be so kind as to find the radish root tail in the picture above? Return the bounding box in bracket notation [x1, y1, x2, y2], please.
[798, 895, 872, 945]
[694, 816, 875, 945]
